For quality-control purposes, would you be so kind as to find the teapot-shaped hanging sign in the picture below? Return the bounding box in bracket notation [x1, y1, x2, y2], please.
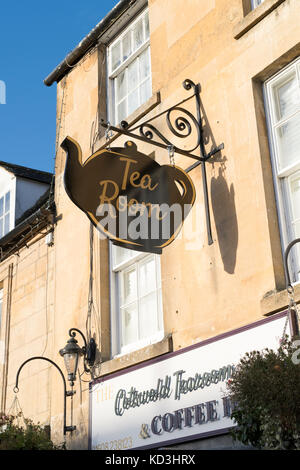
[61, 137, 196, 254]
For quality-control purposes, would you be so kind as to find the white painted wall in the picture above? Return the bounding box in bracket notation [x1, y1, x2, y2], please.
[0, 167, 16, 233]
[15, 177, 49, 222]
[0, 167, 50, 234]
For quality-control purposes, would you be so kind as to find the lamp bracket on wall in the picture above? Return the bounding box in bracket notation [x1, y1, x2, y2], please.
[100, 79, 224, 245]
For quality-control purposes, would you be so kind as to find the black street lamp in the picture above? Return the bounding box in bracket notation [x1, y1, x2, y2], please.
[14, 328, 97, 436]
[59, 328, 96, 385]
[59, 332, 83, 385]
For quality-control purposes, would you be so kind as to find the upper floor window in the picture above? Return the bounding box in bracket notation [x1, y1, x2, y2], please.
[0, 288, 3, 330]
[107, 9, 151, 125]
[0, 191, 11, 238]
[264, 57, 300, 282]
[111, 245, 163, 356]
[251, 0, 265, 8]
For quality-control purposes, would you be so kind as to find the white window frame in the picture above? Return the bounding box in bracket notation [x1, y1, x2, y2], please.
[107, 8, 151, 125]
[0, 175, 16, 238]
[0, 288, 3, 365]
[264, 57, 300, 284]
[0, 288, 3, 331]
[251, 0, 265, 9]
[0, 191, 11, 238]
[110, 244, 163, 357]
[0, 287, 3, 331]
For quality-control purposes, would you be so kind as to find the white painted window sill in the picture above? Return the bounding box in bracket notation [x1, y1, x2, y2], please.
[115, 331, 165, 358]
[99, 335, 173, 377]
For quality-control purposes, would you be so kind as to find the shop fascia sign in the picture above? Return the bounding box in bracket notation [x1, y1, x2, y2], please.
[89, 312, 290, 450]
[61, 79, 224, 254]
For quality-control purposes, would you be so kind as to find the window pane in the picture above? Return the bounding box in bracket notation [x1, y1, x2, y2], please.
[157, 288, 163, 330]
[117, 99, 127, 124]
[111, 41, 121, 72]
[122, 268, 137, 305]
[276, 114, 300, 170]
[274, 74, 300, 121]
[0, 222, 3, 238]
[140, 79, 151, 105]
[144, 12, 150, 39]
[139, 292, 158, 339]
[5, 191, 10, 211]
[128, 58, 139, 93]
[115, 70, 127, 102]
[122, 31, 132, 62]
[133, 18, 143, 51]
[113, 245, 136, 267]
[4, 214, 9, 235]
[290, 174, 300, 221]
[0, 290, 3, 329]
[139, 257, 156, 296]
[251, 0, 264, 8]
[121, 303, 139, 346]
[139, 48, 150, 81]
[0, 198, 3, 217]
[128, 90, 139, 116]
[293, 220, 300, 239]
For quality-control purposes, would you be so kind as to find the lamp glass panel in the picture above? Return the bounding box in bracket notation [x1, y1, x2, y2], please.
[63, 352, 79, 376]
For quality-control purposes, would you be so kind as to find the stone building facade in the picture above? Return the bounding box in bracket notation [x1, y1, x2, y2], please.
[1, 0, 300, 450]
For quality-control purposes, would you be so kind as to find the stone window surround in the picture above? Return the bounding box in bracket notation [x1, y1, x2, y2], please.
[234, 0, 286, 40]
[251, 45, 300, 317]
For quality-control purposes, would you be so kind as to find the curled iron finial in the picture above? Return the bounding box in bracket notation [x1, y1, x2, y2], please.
[68, 328, 87, 350]
[182, 79, 195, 90]
[182, 79, 200, 94]
[120, 120, 129, 129]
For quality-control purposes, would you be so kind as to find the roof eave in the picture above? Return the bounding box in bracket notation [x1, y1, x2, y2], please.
[44, 0, 137, 87]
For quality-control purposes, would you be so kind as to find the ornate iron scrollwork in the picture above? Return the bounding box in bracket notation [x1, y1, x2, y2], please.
[135, 107, 200, 153]
[119, 81, 202, 157]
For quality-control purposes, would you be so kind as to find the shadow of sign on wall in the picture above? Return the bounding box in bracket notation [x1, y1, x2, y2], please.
[211, 167, 238, 274]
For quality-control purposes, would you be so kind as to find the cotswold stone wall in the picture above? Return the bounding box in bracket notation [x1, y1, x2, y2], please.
[2, 0, 300, 449]
[0, 234, 55, 428]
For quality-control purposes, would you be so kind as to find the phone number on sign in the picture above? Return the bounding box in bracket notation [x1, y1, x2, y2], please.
[94, 436, 133, 450]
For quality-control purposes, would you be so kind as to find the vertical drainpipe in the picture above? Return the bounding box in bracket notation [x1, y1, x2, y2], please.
[1, 263, 14, 413]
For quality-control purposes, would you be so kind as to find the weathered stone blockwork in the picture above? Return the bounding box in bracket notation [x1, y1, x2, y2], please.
[2, 0, 300, 449]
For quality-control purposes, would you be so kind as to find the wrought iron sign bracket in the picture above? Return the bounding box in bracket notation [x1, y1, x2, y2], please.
[100, 79, 224, 245]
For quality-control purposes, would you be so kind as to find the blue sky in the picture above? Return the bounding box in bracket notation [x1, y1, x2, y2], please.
[0, 0, 119, 173]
